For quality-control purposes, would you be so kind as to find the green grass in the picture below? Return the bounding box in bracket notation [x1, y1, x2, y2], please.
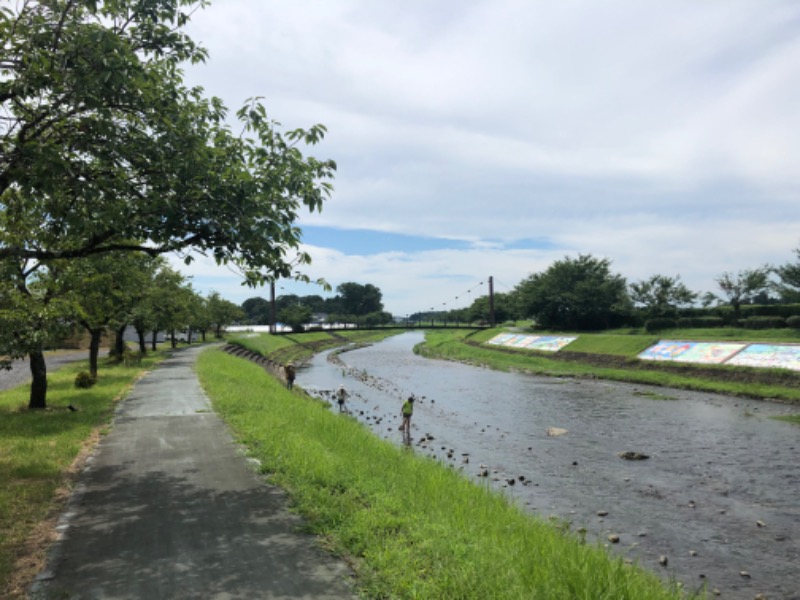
[230, 330, 401, 364]
[561, 334, 658, 356]
[418, 329, 800, 403]
[599, 327, 800, 342]
[0, 350, 169, 597]
[196, 348, 691, 600]
[773, 415, 800, 425]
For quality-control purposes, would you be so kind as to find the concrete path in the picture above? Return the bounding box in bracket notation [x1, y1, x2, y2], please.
[32, 345, 356, 599]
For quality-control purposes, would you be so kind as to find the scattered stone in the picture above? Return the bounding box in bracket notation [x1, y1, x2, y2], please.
[507, 478, 515, 486]
[597, 510, 609, 517]
[689, 550, 697, 556]
[572, 461, 578, 466]
[619, 451, 650, 460]
[546, 427, 568, 437]
[756, 520, 766, 528]
[740, 571, 751, 579]
[754, 595, 767, 600]
[518, 475, 525, 482]
[713, 589, 721, 596]
[659, 555, 668, 567]
[608, 534, 620, 544]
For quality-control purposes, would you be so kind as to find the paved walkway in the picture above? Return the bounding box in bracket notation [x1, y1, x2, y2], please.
[32, 345, 355, 599]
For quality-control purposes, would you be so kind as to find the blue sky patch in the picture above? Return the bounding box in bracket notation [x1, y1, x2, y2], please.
[301, 226, 555, 255]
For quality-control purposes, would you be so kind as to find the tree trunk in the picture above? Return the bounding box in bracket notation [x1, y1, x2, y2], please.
[89, 329, 102, 378]
[28, 350, 48, 409]
[170, 330, 177, 348]
[136, 327, 147, 354]
[114, 324, 126, 357]
[151, 330, 158, 352]
[201, 330, 207, 342]
[186, 328, 194, 344]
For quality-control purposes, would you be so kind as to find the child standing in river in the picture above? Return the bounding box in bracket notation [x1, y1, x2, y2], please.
[400, 396, 414, 441]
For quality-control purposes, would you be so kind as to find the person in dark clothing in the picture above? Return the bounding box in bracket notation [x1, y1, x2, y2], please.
[336, 385, 348, 412]
[284, 363, 296, 390]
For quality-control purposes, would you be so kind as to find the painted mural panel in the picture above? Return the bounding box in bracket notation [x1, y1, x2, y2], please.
[638, 341, 745, 364]
[526, 336, 576, 351]
[727, 344, 800, 371]
[485, 334, 575, 352]
[486, 334, 516, 346]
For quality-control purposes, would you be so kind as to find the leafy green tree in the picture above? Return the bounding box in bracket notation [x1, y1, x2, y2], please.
[715, 267, 771, 321]
[188, 296, 213, 342]
[361, 311, 394, 327]
[336, 283, 383, 316]
[207, 291, 244, 338]
[279, 305, 313, 332]
[0, 261, 73, 408]
[0, 0, 335, 409]
[241, 297, 270, 325]
[301, 295, 327, 313]
[58, 253, 159, 377]
[516, 254, 630, 330]
[629, 275, 697, 319]
[0, 1, 335, 286]
[467, 292, 516, 324]
[149, 268, 194, 348]
[775, 247, 800, 303]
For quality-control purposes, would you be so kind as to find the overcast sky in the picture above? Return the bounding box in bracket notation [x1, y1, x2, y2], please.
[175, 0, 800, 317]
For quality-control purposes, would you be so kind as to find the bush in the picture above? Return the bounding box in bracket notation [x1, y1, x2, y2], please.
[644, 318, 677, 333]
[742, 316, 786, 329]
[787, 316, 800, 329]
[74, 371, 97, 389]
[676, 316, 724, 328]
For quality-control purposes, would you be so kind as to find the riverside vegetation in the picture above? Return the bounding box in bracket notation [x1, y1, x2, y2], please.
[417, 327, 800, 405]
[196, 343, 690, 599]
[5, 325, 795, 598]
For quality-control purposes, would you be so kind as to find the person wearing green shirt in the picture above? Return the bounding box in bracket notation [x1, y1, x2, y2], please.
[400, 396, 414, 438]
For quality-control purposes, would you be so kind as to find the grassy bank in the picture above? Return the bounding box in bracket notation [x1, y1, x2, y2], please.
[416, 329, 800, 404]
[0, 350, 170, 597]
[196, 348, 690, 599]
[229, 329, 401, 365]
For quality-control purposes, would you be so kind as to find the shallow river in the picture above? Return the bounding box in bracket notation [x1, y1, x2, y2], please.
[298, 332, 800, 600]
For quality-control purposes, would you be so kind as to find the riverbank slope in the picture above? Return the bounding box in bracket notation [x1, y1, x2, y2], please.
[416, 328, 800, 406]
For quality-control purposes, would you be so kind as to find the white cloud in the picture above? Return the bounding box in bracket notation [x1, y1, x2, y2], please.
[177, 0, 800, 314]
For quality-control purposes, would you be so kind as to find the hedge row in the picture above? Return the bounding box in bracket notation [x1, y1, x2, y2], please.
[646, 315, 800, 332]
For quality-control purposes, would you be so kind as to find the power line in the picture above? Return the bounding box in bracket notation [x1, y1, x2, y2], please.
[409, 278, 490, 317]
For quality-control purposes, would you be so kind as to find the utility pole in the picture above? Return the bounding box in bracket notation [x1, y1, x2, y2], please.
[489, 276, 495, 327]
[270, 280, 276, 334]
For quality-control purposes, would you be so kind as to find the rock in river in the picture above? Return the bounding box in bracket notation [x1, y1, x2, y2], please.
[618, 451, 650, 461]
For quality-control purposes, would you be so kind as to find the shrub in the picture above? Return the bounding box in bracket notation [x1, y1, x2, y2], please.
[644, 318, 677, 333]
[785, 316, 800, 329]
[122, 350, 143, 367]
[676, 316, 724, 328]
[742, 316, 786, 330]
[74, 371, 97, 389]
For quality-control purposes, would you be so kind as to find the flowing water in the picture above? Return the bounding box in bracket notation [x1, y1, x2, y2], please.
[299, 332, 800, 600]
